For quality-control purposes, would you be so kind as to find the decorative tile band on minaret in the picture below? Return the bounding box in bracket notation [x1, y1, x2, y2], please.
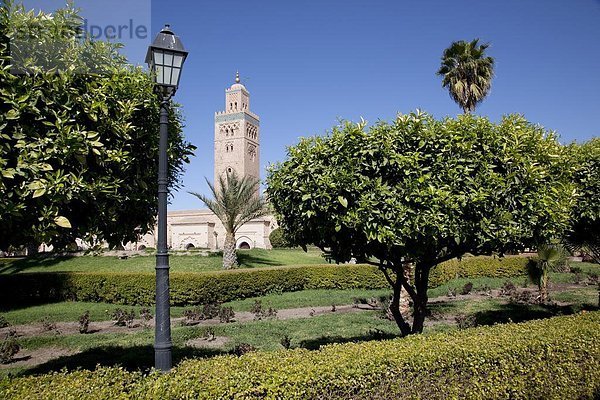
[214, 72, 260, 195]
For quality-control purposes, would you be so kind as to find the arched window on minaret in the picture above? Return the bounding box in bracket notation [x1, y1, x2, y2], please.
[230, 102, 233, 111]
[235, 102, 238, 110]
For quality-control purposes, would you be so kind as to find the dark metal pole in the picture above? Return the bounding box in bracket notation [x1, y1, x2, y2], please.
[155, 96, 172, 371]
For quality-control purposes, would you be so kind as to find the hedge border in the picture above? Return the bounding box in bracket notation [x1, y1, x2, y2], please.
[0, 256, 529, 307]
[2, 312, 598, 399]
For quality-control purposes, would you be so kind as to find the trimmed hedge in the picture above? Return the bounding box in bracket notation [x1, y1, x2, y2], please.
[0, 256, 528, 307]
[2, 312, 599, 399]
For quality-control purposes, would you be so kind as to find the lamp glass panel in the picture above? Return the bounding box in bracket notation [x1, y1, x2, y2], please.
[153, 49, 164, 66]
[163, 66, 173, 86]
[173, 54, 183, 68]
[171, 67, 181, 87]
[155, 65, 164, 85]
[163, 52, 174, 68]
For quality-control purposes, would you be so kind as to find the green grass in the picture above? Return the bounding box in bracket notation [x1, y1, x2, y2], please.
[1, 288, 392, 324]
[0, 248, 327, 274]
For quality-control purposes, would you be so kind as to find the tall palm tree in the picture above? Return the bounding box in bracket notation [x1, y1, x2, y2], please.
[189, 171, 268, 269]
[437, 39, 495, 113]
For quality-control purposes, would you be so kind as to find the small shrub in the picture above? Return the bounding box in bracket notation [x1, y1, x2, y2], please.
[0, 315, 9, 329]
[478, 284, 492, 296]
[588, 273, 599, 285]
[251, 300, 277, 320]
[111, 309, 135, 328]
[218, 307, 235, 323]
[78, 311, 90, 334]
[269, 227, 292, 248]
[0, 329, 20, 364]
[201, 327, 215, 341]
[250, 300, 263, 318]
[510, 290, 535, 304]
[331, 304, 336, 312]
[40, 317, 57, 332]
[140, 308, 153, 327]
[455, 314, 477, 329]
[182, 308, 202, 326]
[460, 282, 473, 295]
[500, 281, 517, 296]
[201, 303, 221, 320]
[447, 288, 457, 297]
[280, 335, 292, 349]
[233, 343, 256, 356]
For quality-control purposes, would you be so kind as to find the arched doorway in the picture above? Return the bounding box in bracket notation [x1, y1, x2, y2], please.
[138, 245, 147, 251]
[238, 241, 250, 250]
[185, 243, 196, 250]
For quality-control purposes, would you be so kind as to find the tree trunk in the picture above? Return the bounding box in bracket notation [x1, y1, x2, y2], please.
[411, 262, 431, 334]
[222, 232, 238, 269]
[539, 272, 548, 303]
[390, 271, 412, 336]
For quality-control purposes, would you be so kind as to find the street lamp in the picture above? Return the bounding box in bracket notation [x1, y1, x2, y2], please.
[146, 24, 188, 372]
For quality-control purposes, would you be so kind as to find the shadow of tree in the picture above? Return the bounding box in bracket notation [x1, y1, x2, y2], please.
[298, 330, 399, 350]
[22, 345, 227, 377]
[236, 252, 283, 268]
[473, 302, 598, 326]
[0, 255, 75, 274]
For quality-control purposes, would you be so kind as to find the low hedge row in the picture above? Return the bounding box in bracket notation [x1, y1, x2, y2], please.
[0, 256, 528, 307]
[2, 312, 599, 399]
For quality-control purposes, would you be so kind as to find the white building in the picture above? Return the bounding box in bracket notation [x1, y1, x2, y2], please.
[134, 73, 276, 251]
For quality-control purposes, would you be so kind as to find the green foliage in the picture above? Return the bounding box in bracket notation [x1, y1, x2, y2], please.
[564, 138, 600, 264]
[0, 2, 195, 250]
[267, 112, 572, 266]
[267, 111, 573, 333]
[2, 313, 599, 399]
[437, 38, 495, 113]
[269, 227, 292, 248]
[0, 257, 528, 307]
[429, 256, 527, 286]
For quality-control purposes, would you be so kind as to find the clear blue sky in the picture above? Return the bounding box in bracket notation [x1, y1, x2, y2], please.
[23, 0, 600, 210]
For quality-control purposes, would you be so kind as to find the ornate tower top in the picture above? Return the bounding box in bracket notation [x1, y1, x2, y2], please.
[214, 73, 260, 196]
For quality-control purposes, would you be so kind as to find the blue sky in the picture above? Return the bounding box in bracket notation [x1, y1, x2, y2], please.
[22, 1, 600, 210]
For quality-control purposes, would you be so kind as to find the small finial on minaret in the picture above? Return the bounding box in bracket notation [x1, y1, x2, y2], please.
[235, 71, 240, 84]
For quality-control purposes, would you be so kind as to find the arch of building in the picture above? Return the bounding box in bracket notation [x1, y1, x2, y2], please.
[178, 236, 201, 251]
[236, 236, 253, 249]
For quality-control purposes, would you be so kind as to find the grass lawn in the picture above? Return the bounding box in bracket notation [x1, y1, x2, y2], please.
[0, 248, 327, 274]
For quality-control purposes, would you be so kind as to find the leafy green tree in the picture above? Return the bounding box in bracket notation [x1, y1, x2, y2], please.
[437, 39, 495, 113]
[189, 171, 268, 269]
[563, 138, 600, 264]
[267, 111, 573, 335]
[0, 2, 195, 250]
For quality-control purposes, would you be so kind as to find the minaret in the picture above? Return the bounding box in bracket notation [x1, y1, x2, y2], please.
[214, 72, 260, 195]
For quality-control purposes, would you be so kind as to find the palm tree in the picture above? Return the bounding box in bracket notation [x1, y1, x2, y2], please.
[530, 245, 561, 303]
[189, 171, 268, 269]
[437, 39, 495, 113]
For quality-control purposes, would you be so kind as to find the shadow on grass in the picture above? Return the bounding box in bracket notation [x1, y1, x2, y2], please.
[0, 255, 75, 274]
[236, 252, 284, 268]
[21, 345, 227, 377]
[473, 302, 599, 326]
[298, 330, 399, 350]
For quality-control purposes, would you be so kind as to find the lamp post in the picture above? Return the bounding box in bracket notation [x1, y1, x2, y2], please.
[146, 24, 188, 372]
